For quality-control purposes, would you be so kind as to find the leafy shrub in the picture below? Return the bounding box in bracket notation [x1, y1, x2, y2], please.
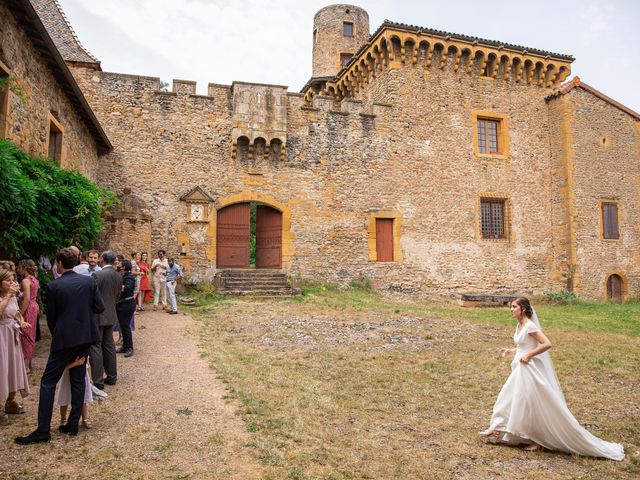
[0, 139, 116, 259]
[544, 290, 579, 304]
[350, 276, 372, 291]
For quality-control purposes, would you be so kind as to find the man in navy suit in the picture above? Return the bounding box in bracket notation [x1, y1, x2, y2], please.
[15, 248, 104, 444]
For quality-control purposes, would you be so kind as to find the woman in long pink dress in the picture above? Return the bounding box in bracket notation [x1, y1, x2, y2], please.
[17, 259, 40, 372]
[0, 266, 31, 420]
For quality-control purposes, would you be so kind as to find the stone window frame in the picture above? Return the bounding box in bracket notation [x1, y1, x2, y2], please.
[367, 211, 403, 262]
[343, 21, 354, 37]
[603, 270, 627, 303]
[477, 194, 512, 242]
[0, 59, 11, 139]
[471, 110, 510, 160]
[599, 200, 620, 241]
[339, 52, 354, 69]
[46, 113, 64, 164]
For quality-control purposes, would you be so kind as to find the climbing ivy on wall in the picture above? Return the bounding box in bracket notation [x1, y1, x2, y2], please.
[0, 139, 116, 260]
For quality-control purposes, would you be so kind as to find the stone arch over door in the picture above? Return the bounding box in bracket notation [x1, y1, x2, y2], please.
[605, 272, 626, 303]
[206, 191, 295, 269]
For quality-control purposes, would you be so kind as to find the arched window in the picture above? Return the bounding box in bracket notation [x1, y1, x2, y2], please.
[270, 138, 282, 162]
[236, 136, 249, 163]
[253, 137, 266, 161]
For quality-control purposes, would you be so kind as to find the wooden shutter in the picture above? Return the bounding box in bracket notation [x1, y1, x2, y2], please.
[376, 218, 394, 262]
[602, 203, 619, 239]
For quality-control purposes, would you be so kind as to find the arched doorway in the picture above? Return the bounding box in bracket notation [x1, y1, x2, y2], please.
[216, 202, 282, 269]
[606, 274, 623, 303]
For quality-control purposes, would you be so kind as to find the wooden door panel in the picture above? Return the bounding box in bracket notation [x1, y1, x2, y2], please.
[376, 218, 394, 262]
[216, 203, 250, 268]
[607, 275, 622, 303]
[256, 205, 282, 268]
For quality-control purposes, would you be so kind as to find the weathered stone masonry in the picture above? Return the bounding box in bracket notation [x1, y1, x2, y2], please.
[4, 1, 638, 301]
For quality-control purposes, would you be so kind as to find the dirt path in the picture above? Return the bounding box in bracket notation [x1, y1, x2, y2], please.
[0, 310, 263, 480]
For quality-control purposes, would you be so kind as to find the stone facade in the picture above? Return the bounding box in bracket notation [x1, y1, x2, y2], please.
[10, 2, 640, 300]
[548, 82, 640, 300]
[0, 0, 108, 181]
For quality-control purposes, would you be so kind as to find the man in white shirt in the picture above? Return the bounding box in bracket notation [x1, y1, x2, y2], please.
[73, 250, 102, 276]
[151, 250, 169, 310]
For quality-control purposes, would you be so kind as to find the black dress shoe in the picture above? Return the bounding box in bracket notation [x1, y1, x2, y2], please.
[104, 377, 117, 386]
[123, 349, 134, 358]
[15, 430, 51, 445]
[94, 383, 104, 390]
[116, 347, 126, 354]
[58, 423, 79, 436]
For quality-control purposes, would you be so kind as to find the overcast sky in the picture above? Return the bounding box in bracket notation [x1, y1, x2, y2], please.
[57, 0, 639, 113]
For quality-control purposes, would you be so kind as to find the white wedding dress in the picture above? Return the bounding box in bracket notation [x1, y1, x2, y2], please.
[485, 312, 624, 461]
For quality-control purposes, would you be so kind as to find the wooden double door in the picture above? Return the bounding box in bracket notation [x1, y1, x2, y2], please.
[216, 203, 282, 268]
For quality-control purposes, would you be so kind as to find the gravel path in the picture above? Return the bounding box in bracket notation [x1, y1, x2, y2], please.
[0, 310, 262, 480]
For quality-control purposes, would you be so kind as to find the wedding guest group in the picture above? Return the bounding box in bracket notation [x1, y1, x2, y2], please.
[1, 245, 184, 442]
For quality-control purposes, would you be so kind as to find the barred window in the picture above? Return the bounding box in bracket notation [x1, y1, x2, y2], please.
[481, 198, 506, 239]
[477, 118, 500, 154]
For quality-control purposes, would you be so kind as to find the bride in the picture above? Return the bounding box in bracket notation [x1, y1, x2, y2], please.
[480, 297, 624, 460]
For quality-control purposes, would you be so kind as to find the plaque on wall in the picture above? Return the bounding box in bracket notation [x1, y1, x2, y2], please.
[179, 186, 214, 223]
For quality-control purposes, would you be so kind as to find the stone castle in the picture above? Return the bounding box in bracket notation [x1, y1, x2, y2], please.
[1, 0, 639, 301]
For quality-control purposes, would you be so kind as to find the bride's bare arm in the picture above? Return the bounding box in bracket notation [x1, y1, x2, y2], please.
[520, 331, 552, 363]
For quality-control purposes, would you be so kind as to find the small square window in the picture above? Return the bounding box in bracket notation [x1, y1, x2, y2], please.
[481, 198, 507, 239]
[343, 22, 353, 37]
[340, 53, 353, 67]
[601, 202, 619, 239]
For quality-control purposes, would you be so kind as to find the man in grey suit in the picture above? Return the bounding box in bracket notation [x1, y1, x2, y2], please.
[91, 251, 122, 388]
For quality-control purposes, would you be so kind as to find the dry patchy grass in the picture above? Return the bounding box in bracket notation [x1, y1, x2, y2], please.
[192, 290, 640, 479]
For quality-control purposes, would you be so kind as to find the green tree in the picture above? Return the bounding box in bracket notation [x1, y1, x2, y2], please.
[0, 139, 116, 259]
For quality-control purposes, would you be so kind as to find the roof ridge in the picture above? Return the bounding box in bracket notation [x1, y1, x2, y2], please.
[375, 20, 574, 61]
[48, 0, 98, 62]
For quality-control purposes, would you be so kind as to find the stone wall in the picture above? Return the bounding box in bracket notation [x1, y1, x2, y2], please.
[71, 53, 577, 298]
[563, 88, 640, 300]
[0, 1, 100, 180]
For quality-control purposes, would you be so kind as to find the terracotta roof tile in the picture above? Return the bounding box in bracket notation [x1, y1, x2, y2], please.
[546, 76, 640, 121]
[30, 0, 99, 64]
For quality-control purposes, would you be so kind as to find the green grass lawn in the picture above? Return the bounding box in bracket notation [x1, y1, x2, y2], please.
[189, 287, 640, 479]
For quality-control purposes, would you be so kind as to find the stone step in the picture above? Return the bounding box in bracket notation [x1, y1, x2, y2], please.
[223, 285, 290, 291]
[220, 278, 288, 284]
[220, 289, 294, 296]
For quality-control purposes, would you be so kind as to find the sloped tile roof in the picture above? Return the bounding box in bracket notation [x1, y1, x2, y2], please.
[546, 76, 640, 121]
[30, 0, 99, 64]
[374, 21, 574, 61]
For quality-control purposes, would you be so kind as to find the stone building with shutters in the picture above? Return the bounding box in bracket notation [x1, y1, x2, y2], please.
[5, 1, 639, 301]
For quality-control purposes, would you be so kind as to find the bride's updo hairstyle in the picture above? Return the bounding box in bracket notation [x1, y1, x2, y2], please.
[513, 297, 533, 318]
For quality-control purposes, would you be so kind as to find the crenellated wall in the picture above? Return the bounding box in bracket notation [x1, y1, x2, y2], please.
[62, 10, 636, 301]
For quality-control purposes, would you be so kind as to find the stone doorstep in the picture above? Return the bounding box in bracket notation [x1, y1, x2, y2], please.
[220, 289, 294, 296]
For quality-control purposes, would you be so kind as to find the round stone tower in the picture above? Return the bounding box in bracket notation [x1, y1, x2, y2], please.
[312, 4, 370, 78]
